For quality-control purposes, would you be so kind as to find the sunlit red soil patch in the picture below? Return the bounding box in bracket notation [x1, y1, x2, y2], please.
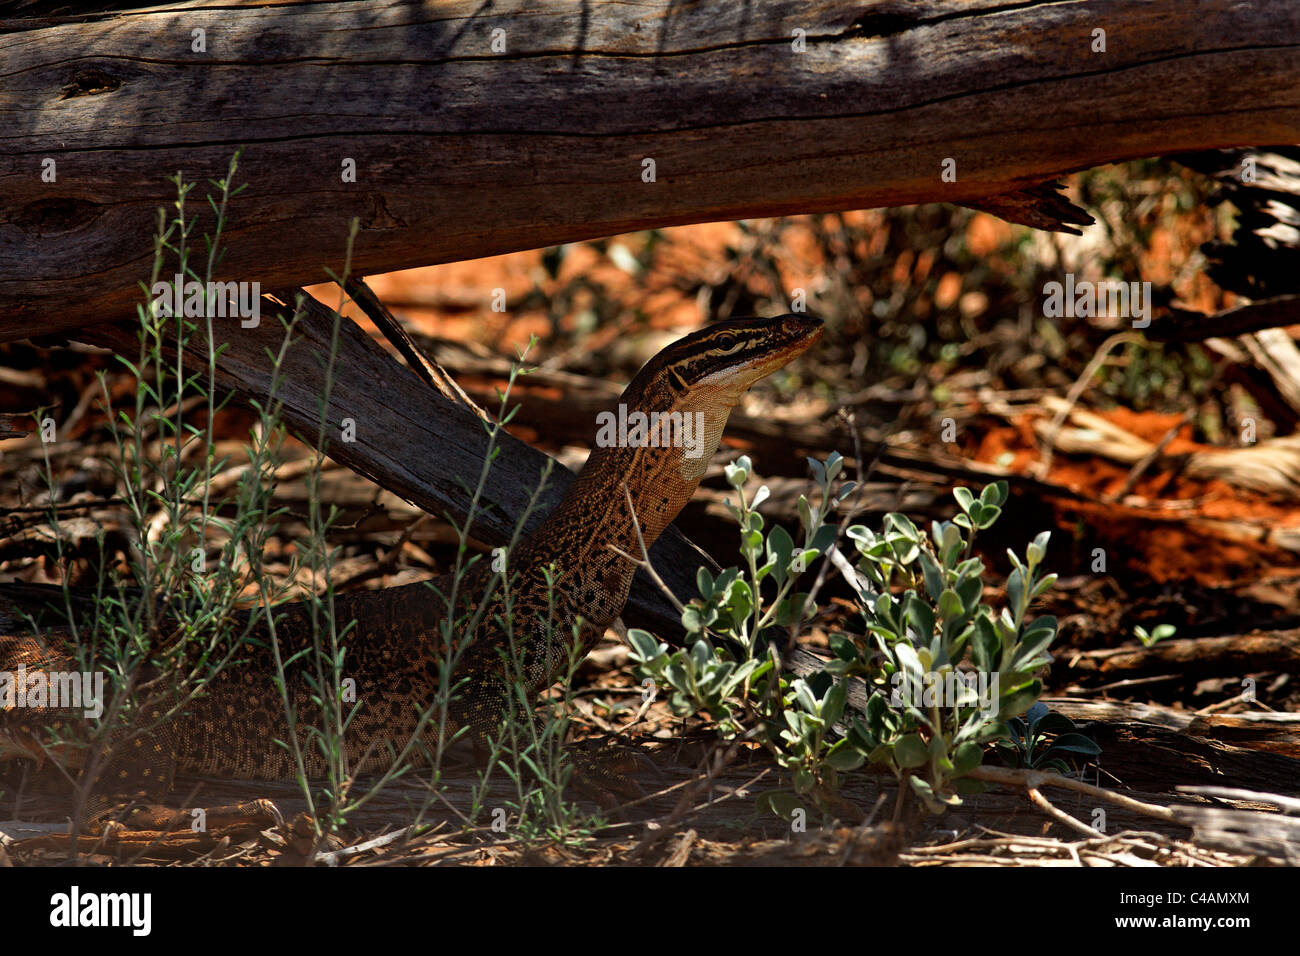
[970, 409, 1300, 586]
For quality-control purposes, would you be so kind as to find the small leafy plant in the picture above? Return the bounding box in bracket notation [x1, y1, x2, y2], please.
[835, 480, 1060, 813]
[628, 454, 857, 802]
[996, 702, 1102, 773]
[1134, 623, 1176, 647]
[628, 457, 1064, 818]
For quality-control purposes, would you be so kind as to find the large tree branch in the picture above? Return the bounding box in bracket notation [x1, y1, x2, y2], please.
[4, 0, 1300, 339]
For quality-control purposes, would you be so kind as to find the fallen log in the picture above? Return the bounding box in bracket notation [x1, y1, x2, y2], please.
[1049, 698, 1300, 761]
[1050, 714, 1300, 797]
[6, 0, 1300, 339]
[1171, 789, 1300, 864]
[1186, 712, 1300, 760]
[1064, 632, 1300, 680]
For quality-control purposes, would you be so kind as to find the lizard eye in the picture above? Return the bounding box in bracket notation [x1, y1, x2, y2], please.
[716, 334, 739, 353]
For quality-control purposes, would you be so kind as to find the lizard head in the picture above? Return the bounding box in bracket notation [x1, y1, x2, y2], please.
[635, 313, 824, 407]
[579, 313, 824, 525]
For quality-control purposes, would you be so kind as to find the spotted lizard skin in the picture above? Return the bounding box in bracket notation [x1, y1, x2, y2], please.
[0, 315, 822, 804]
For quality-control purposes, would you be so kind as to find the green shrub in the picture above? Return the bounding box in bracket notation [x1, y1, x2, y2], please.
[629, 458, 1062, 817]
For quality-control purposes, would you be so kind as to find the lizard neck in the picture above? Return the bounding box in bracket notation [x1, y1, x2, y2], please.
[513, 378, 744, 627]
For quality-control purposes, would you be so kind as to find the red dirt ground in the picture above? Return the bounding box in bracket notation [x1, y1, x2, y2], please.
[971, 410, 1300, 585]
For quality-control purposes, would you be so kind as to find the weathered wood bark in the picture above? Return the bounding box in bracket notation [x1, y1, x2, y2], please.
[1048, 699, 1300, 761]
[4, 0, 1300, 340]
[1066, 632, 1300, 680]
[1171, 801, 1300, 863]
[1029, 703, 1300, 798]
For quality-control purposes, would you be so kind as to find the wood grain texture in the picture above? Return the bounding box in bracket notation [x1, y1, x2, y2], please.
[3, 0, 1300, 339]
[1069, 631, 1300, 679]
